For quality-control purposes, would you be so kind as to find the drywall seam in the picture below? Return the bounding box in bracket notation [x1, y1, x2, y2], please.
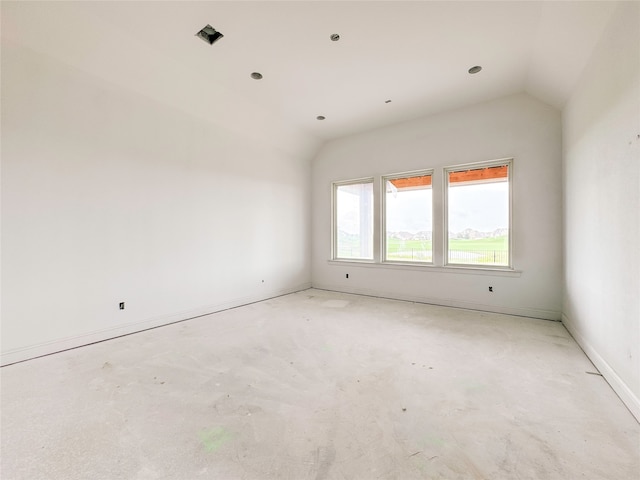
[312, 283, 560, 321]
[0, 283, 312, 367]
[562, 313, 640, 423]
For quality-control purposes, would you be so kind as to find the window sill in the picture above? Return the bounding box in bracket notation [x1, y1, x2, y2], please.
[327, 259, 522, 277]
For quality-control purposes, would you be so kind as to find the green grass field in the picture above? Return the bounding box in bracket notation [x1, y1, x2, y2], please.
[449, 236, 508, 251]
[337, 235, 508, 265]
[386, 235, 507, 251]
[386, 235, 508, 264]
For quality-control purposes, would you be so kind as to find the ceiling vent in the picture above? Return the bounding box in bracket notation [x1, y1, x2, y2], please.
[196, 25, 224, 45]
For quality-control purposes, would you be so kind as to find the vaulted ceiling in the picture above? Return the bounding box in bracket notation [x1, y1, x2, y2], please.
[1, 1, 617, 143]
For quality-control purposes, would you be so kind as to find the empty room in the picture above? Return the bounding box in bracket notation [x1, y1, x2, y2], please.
[1, 1, 639, 479]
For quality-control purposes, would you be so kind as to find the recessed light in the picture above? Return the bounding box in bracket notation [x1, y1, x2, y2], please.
[251, 72, 263, 80]
[330, 34, 340, 42]
[317, 116, 326, 120]
[468, 65, 482, 74]
[385, 100, 392, 104]
[196, 25, 223, 45]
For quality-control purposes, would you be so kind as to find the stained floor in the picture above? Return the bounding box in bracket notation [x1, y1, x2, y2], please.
[2, 289, 639, 479]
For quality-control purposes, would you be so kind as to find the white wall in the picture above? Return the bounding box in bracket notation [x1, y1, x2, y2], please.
[311, 93, 563, 320]
[1, 40, 315, 365]
[562, 1, 640, 421]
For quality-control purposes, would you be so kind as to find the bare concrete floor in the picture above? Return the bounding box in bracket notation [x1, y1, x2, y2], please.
[2, 289, 639, 479]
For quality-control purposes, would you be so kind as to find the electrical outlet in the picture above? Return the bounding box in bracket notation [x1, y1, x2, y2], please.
[119, 302, 125, 310]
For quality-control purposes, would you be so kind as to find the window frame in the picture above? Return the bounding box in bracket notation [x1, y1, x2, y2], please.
[443, 158, 513, 270]
[381, 169, 434, 265]
[331, 177, 375, 262]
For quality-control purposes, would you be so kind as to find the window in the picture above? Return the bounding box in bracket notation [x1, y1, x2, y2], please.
[383, 172, 433, 263]
[445, 160, 511, 267]
[333, 179, 374, 260]
[331, 158, 513, 270]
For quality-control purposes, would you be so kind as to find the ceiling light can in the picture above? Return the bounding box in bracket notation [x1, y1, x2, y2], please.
[196, 25, 224, 45]
[317, 116, 326, 120]
[468, 65, 482, 74]
[251, 72, 263, 80]
[330, 34, 340, 42]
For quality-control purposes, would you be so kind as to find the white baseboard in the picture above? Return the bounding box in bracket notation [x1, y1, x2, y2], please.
[1, 283, 311, 367]
[562, 313, 640, 423]
[312, 283, 561, 321]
